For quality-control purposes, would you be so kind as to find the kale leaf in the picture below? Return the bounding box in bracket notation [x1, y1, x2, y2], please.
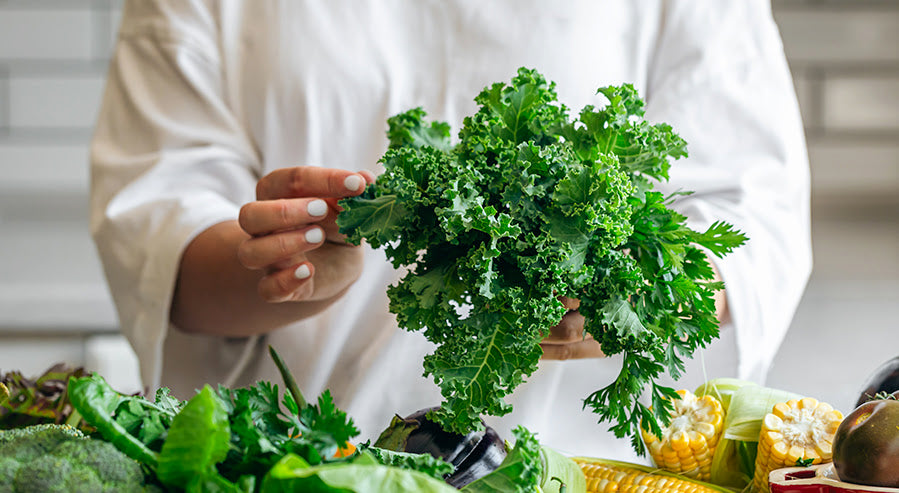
[338, 68, 746, 454]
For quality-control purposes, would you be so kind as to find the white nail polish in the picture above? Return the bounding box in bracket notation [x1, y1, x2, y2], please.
[307, 199, 328, 217]
[305, 228, 323, 244]
[344, 174, 363, 191]
[294, 264, 311, 280]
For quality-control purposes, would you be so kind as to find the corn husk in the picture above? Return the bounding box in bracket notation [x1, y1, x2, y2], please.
[711, 385, 801, 488]
[721, 385, 802, 441]
[694, 378, 758, 414]
[695, 380, 802, 489]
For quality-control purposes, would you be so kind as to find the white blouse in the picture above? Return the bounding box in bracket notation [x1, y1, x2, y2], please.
[90, 0, 811, 461]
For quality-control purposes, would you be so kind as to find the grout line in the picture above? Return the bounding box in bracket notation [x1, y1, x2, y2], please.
[89, 0, 112, 63]
[0, 128, 94, 145]
[807, 67, 825, 136]
[0, 65, 8, 133]
[806, 130, 899, 145]
[0, 59, 109, 75]
[773, 0, 899, 13]
[787, 62, 899, 76]
[0, 0, 96, 10]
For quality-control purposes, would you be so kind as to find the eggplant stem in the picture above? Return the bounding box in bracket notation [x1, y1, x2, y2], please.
[551, 476, 567, 493]
[268, 346, 306, 409]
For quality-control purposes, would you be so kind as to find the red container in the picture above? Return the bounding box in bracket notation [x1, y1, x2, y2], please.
[770, 464, 899, 493]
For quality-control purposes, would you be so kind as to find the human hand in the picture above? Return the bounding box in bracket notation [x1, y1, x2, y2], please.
[540, 297, 605, 360]
[236, 166, 374, 303]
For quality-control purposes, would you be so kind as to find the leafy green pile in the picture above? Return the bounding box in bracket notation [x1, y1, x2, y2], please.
[337, 68, 746, 453]
[66, 348, 359, 491]
[261, 426, 554, 493]
[54, 348, 563, 492]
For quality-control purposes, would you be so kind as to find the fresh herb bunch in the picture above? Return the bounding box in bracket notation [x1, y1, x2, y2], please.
[337, 68, 747, 454]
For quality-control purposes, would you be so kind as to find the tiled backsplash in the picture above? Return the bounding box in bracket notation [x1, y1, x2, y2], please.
[0, 1, 896, 409]
[773, 2, 899, 205]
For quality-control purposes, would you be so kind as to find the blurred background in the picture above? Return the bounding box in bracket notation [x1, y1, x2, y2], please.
[0, 1, 896, 413]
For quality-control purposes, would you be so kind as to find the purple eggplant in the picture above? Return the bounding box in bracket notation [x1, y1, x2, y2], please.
[373, 407, 507, 488]
[856, 356, 899, 408]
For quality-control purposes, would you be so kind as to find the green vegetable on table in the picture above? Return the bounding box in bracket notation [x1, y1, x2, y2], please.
[0, 423, 158, 492]
[261, 451, 460, 493]
[262, 426, 579, 493]
[337, 67, 746, 454]
[57, 346, 562, 491]
[63, 347, 360, 492]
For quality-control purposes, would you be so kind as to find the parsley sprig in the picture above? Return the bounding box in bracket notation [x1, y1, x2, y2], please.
[338, 68, 746, 454]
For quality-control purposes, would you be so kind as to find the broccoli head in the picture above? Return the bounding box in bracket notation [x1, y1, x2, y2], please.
[0, 424, 159, 492]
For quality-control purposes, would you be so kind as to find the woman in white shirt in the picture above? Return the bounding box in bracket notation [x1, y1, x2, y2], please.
[90, 0, 811, 461]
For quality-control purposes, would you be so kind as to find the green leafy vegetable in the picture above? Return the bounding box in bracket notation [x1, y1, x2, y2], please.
[261, 452, 459, 493]
[358, 445, 454, 481]
[68, 358, 360, 491]
[0, 423, 158, 492]
[0, 364, 90, 431]
[67, 374, 163, 468]
[156, 385, 233, 489]
[338, 67, 746, 454]
[794, 456, 814, 467]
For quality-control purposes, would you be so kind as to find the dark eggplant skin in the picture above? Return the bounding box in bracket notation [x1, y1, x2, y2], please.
[373, 406, 507, 488]
[856, 356, 899, 408]
[833, 396, 899, 487]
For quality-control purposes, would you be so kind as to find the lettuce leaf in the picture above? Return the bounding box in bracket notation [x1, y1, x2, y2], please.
[156, 385, 235, 490]
[261, 452, 458, 493]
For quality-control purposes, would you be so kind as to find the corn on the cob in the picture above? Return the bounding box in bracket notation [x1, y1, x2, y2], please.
[751, 397, 843, 493]
[640, 389, 725, 481]
[573, 457, 732, 493]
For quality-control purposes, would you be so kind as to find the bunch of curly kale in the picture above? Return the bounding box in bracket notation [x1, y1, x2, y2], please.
[338, 68, 746, 454]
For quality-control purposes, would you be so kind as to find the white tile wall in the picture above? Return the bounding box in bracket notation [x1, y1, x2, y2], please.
[0, 74, 8, 128]
[0, 335, 86, 376]
[0, 1, 127, 387]
[822, 76, 899, 131]
[9, 75, 105, 128]
[810, 214, 899, 282]
[808, 143, 899, 196]
[775, 9, 899, 64]
[791, 72, 817, 129]
[0, 144, 89, 191]
[0, 10, 95, 61]
[0, 1, 895, 420]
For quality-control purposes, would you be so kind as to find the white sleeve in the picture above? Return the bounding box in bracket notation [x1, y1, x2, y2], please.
[89, 0, 258, 390]
[643, 1, 812, 382]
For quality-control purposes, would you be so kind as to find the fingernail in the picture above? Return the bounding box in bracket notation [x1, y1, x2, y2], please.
[294, 264, 311, 280]
[344, 174, 364, 191]
[307, 199, 328, 217]
[304, 227, 323, 244]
